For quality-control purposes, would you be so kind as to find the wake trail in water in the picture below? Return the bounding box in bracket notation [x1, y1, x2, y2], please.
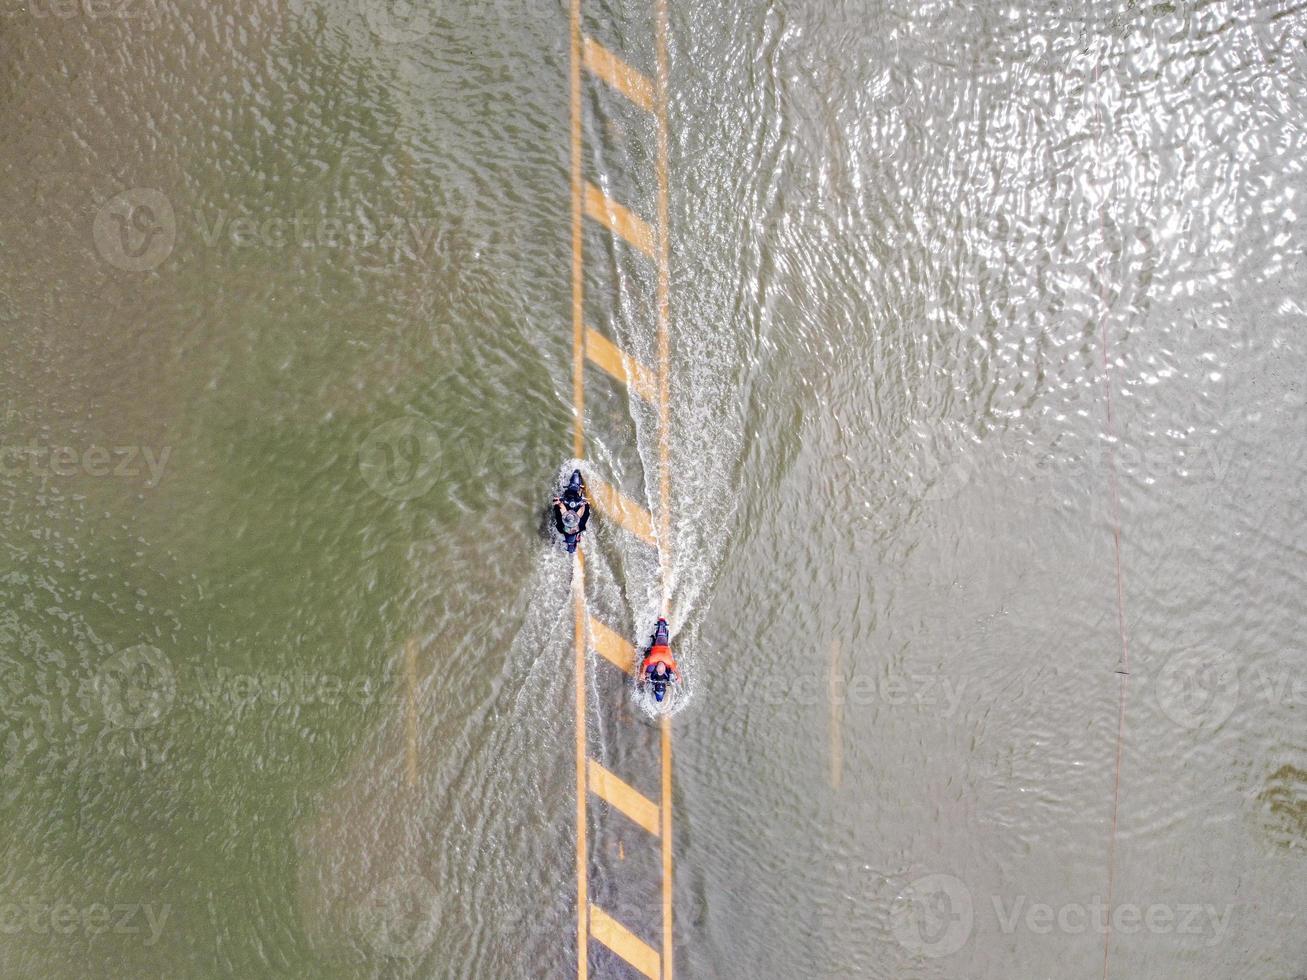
[546, 69, 756, 717]
[570, 302, 746, 720]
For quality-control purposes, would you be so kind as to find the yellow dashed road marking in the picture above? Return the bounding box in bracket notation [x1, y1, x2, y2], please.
[589, 758, 662, 835]
[582, 34, 656, 113]
[590, 478, 656, 544]
[586, 325, 658, 403]
[585, 181, 656, 258]
[589, 904, 661, 979]
[589, 614, 636, 674]
[571, 4, 674, 978]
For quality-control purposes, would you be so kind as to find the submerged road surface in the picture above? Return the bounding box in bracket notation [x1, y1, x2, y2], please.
[1, 0, 1306, 978]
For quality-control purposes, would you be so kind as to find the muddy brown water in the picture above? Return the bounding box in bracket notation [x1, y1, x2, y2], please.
[1, 0, 1305, 977]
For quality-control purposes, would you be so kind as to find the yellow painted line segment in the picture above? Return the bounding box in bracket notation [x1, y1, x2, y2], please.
[588, 614, 636, 674]
[588, 758, 661, 836]
[404, 637, 419, 788]
[569, 3, 587, 976]
[589, 904, 661, 980]
[571, 4, 674, 977]
[590, 478, 656, 544]
[586, 325, 657, 403]
[581, 34, 655, 113]
[574, 560, 589, 980]
[651, 1, 673, 616]
[570, 0, 585, 461]
[660, 717, 673, 974]
[653, 1, 674, 975]
[585, 181, 656, 258]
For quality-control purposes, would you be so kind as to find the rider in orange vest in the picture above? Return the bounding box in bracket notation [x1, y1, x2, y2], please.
[640, 618, 679, 701]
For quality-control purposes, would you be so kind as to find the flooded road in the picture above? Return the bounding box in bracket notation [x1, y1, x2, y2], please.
[2, 0, 1306, 977]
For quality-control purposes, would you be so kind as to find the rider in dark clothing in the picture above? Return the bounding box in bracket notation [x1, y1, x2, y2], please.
[552, 492, 589, 536]
[553, 470, 590, 555]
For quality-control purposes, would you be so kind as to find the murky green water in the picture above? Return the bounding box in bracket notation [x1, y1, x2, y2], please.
[2, 0, 1306, 977]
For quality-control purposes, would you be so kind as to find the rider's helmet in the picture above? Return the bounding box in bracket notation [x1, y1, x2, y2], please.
[651, 662, 669, 701]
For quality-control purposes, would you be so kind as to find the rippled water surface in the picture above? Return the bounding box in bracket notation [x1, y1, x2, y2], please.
[2, 0, 1306, 977]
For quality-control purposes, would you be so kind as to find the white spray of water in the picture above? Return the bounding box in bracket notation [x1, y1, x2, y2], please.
[546, 312, 744, 719]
